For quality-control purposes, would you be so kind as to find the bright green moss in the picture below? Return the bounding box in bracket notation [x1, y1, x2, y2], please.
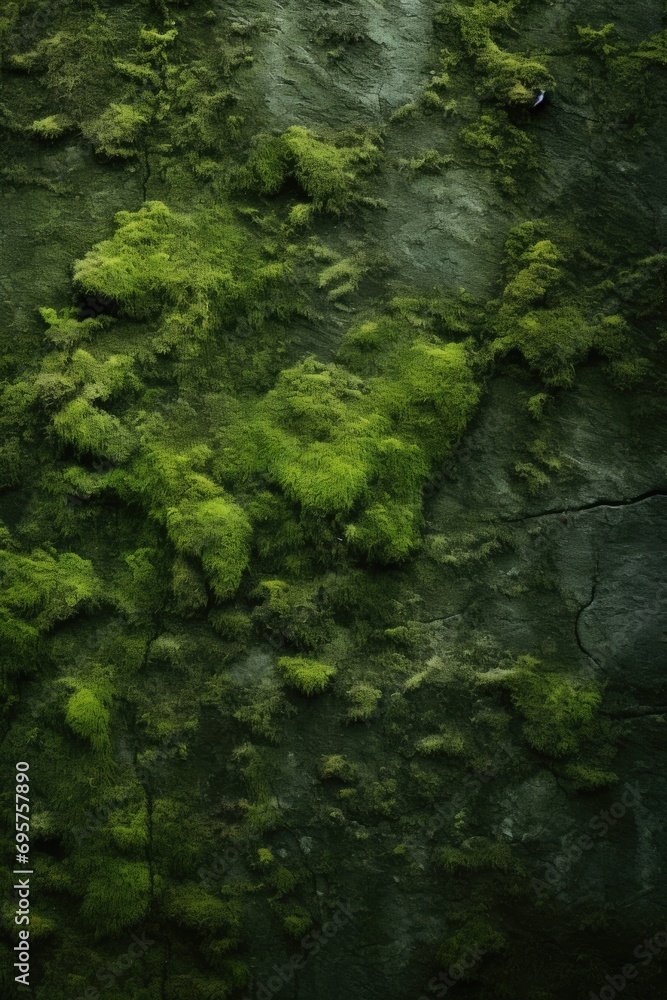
[564, 763, 618, 790]
[399, 149, 453, 174]
[345, 683, 382, 721]
[0, 541, 98, 674]
[441, 1, 552, 105]
[116, 444, 253, 600]
[240, 126, 382, 213]
[84, 102, 148, 158]
[167, 496, 252, 601]
[65, 687, 111, 753]
[492, 230, 642, 385]
[277, 655, 336, 695]
[53, 397, 135, 462]
[254, 359, 386, 515]
[480, 44, 553, 105]
[281, 124, 380, 213]
[29, 114, 72, 139]
[345, 498, 421, 562]
[365, 335, 480, 455]
[282, 908, 313, 938]
[575, 23, 619, 58]
[319, 754, 357, 780]
[73, 201, 240, 320]
[228, 323, 481, 564]
[459, 110, 539, 194]
[415, 732, 465, 756]
[164, 882, 242, 937]
[505, 655, 607, 758]
[80, 859, 151, 937]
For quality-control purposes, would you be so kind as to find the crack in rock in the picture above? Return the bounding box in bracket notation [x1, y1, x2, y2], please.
[503, 487, 667, 524]
[574, 560, 601, 668]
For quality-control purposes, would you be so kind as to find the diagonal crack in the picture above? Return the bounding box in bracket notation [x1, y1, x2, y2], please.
[502, 487, 667, 524]
[575, 558, 601, 668]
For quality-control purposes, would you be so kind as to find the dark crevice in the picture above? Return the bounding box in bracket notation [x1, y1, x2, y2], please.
[574, 559, 601, 668]
[503, 487, 667, 523]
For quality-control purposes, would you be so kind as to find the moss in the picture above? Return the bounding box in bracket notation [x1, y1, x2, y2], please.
[239, 126, 382, 214]
[437, 912, 505, 971]
[234, 684, 295, 741]
[84, 103, 148, 158]
[389, 102, 418, 122]
[0, 541, 98, 675]
[426, 526, 507, 567]
[9, 12, 119, 122]
[252, 578, 333, 650]
[440, 0, 552, 106]
[399, 149, 453, 174]
[415, 732, 465, 756]
[564, 763, 618, 790]
[172, 555, 208, 613]
[440, 838, 515, 873]
[164, 882, 242, 938]
[277, 655, 336, 695]
[491, 230, 643, 386]
[241, 798, 282, 832]
[65, 687, 111, 754]
[80, 859, 151, 938]
[514, 461, 550, 493]
[72, 201, 248, 321]
[503, 655, 610, 759]
[166, 496, 252, 601]
[29, 114, 72, 139]
[526, 392, 549, 419]
[53, 397, 135, 462]
[480, 44, 553, 105]
[345, 683, 382, 721]
[282, 908, 313, 937]
[319, 754, 357, 781]
[309, 4, 367, 62]
[268, 865, 303, 896]
[459, 110, 539, 195]
[257, 847, 274, 866]
[316, 247, 370, 302]
[575, 23, 619, 58]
